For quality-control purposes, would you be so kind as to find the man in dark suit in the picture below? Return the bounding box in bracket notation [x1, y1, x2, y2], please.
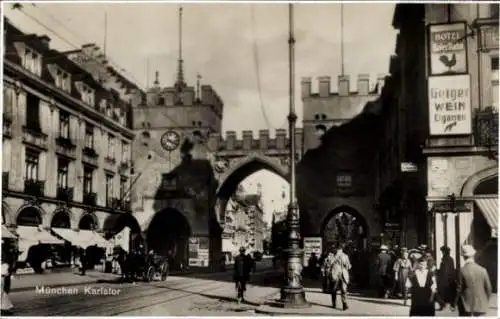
[375, 245, 392, 298]
[452, 245, 492, 316]
[233, 247, 254, 304]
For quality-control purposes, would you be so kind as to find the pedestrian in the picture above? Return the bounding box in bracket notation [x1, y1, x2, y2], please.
[307, 253, 319, 279]
[406, 256, 437, 316]
[1, 241, 14, 316]
[393, 247, 412, 305]
[233, 247, 253, 304]
[452, 245, 492, 316]
[329, 243, 351, 311]
[375, 244, 392, 298]
[79, 248, 87, 276]
[321, 251, 335, 293]
[436, 246, 455, 311]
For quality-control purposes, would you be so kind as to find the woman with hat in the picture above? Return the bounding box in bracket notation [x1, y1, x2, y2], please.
[393, 247, 412, 305]
[1, 240, 14, 315]
[436, 245, 455, 310]
[406, 256, 437, 316]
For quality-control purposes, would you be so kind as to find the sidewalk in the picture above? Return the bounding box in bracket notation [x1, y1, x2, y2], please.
[256, 286, 499, 316]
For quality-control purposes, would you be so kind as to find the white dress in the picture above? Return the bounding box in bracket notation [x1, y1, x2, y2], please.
[1, 263, 14, 311]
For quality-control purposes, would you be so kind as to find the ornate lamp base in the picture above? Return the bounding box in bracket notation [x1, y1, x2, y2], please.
[278, 287, 310, 308]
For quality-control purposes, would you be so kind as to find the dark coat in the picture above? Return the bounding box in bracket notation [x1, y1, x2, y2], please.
[376, 252, 392, 276]
[437, 255, 456, 303]
[454, 260, 492, 314]
[234, 254, 254, 282]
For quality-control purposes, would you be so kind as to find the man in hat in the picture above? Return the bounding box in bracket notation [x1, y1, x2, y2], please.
[375, 244, 392, 298]
[393, 247, 412, 305]
[329, 243, 352, 310]
[233, 247, 254, 304]
[452, 245, 492, 316]
[437, 245, 455, 310]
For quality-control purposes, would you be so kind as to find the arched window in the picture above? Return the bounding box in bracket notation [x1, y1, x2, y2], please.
[51, 210, 71, 229]
[141, 131, 150, 139]
[315, 114, 320, 120]
[321, 114, 327, 120]
[16, 207, 42, 226]
[79, 214, 97, 230]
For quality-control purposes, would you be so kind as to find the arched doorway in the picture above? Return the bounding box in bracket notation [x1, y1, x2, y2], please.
[16, 206, 42, 226]
[321, 206, 369, 254]
[147, 208, 191, 270]
[79, 214, 97, 230]
[103, 213, 142, 251]
[473, 175, 498, 293]
[51, 210, 71, 228]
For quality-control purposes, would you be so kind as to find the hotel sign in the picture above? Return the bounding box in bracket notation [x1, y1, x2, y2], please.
[480, 26, 499, 51]
[428, 75, 472, 136]
[429, 23, 468, 75]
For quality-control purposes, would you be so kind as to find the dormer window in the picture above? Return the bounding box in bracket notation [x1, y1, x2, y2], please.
[81, 84, 95, 106]
[55, 67, 71, 92]
[22, 46, 42, 76]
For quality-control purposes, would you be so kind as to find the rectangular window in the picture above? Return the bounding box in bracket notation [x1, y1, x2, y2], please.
[336, 174, 352, 188]
[57, 158, 69, 188]
[81, 84, 95, 106]
[3, 87, 13, 117]
[23, 47, 41, 76]
[120, 176, 128, 200]
[107, 135, 115, 159]
[84, 124, 94, 149]
[59, 110, 70, 139]
[83, 166, 93, 194]
[491, 4, 499, 18]
[492, 57, 499, 110]
[25, 149, 39, 181]
[106, 174, 114, 202]
[26, 93, 41, 130]
[55, 68, 71, 92]
[121, 142, 129, 163]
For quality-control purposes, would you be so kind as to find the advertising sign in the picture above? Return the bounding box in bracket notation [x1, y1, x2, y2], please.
[303, 237, 322, 266]
[428, 75, 471, 135]
[198, 237, 210, 267]
[188, 237, 200, 266]
[429, 23, 468, 75]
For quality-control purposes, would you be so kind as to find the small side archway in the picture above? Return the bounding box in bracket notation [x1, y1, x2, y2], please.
[2, 201, 13, 225]
[147, 208, 191, 270]
[320, 205, 369, 253]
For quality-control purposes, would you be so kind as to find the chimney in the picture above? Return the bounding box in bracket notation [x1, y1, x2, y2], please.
[357, 74, 370, 95]
[338, 75, 350, 96]
[38, 35, 51, 48]
[376, 73, 386, 95]
[301, 77, 312, 99]
[318, 76, 331, 98]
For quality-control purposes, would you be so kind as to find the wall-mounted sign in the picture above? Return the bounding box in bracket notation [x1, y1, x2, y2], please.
[428, 75, 471, 135]
[480, 26, 499, 51]
[303, 237, 322, 266]
[401, 162, 418, 173]
[429, 22, 468, 75]
[160, 130, 181, 151]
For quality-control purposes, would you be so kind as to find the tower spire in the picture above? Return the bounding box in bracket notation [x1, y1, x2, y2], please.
[175, 6, 186, 91]
[196, 73, 202, 101]
[154, 71, 160, 87]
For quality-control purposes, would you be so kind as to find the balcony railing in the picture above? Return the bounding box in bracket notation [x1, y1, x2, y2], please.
[24, 179, 45, 197]
[474, 107, 499, 147]
[3, 172, 9, 190]
[106, 197, 121, 209]
[22, 125, 48, 150]
[118, 161, 129, 174]
[3, 114, 12, 138]
[82, 147, 99, 166]
[56, 186, 74, 202]
[83, 192, 97, 206]
[121, 200, 131, 211]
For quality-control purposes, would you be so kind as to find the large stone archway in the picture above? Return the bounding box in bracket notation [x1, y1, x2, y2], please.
[146, 208, 191, 269]
[215, 154, 289, 223]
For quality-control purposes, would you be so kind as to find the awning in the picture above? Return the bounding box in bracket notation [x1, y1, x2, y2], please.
[2, 225, 17, 239]
[52, 228, 113, 249]
[475, 198, 498, 238]
[16, 226, 64, 245]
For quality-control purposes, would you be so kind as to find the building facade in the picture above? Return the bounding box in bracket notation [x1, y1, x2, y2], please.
[297, 75, 383, 252]
[393, 3, 498, 290]
[2, 21, 138, 246]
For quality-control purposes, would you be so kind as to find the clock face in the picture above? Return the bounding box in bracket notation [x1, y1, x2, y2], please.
[160, 131, 181, 151]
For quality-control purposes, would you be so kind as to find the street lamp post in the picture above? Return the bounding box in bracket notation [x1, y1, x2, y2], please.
[279, 3, 309, 308]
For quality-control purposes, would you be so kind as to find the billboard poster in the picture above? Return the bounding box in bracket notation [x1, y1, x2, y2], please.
[428, 75, 471, 135]
[198, 237, 210, 267]
[188, 237, 200, 266]
[303, 237, 322, 266]
[429, 23, 468, 75]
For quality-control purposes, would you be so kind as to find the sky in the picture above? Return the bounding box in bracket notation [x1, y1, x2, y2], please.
[3, 2, 398, 225]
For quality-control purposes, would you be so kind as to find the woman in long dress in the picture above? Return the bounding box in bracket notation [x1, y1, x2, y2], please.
[406, 257, 437, 316]
[1, 249, 14, 315]
[393, 248, 412, 305]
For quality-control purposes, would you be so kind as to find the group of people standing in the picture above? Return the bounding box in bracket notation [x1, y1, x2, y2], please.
[311, 242, 493, 316]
